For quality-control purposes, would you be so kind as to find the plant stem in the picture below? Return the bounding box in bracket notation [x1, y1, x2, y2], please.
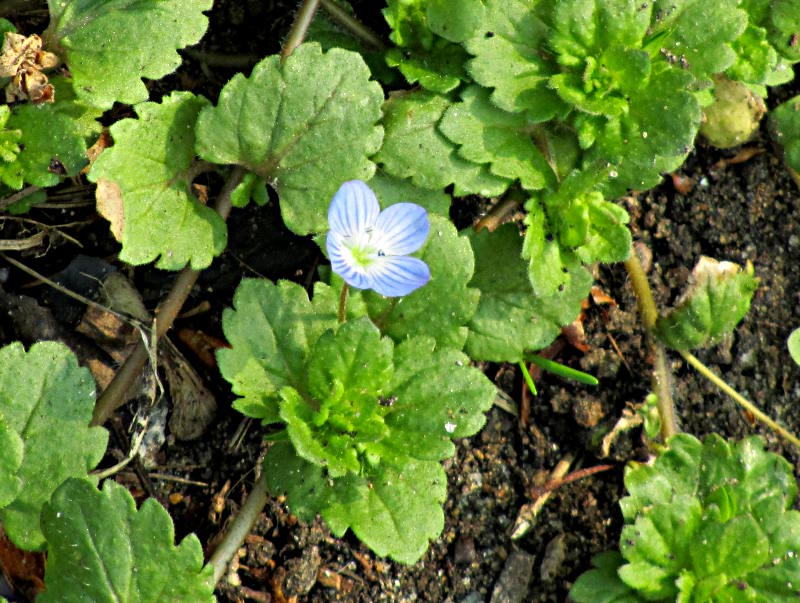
[208, 470, 269, 585]
[338, 282, 349, 323]
[680, 350, 800, 448]
[320, 0, 387, 50]
[91, 167, 245, 427]
[518, 361, 538, 396]
[623, 247, 677, 439]
[281, 0, 321, 63]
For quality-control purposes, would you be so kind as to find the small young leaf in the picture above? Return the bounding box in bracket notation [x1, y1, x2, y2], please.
[770, 94, 800, 174]
[439, 85, 555, 191]
[40, 479, 214, 602]
[0, 341, 108, 550]
[570, 552, 643, 603]
[465, 224, 585, 362]
[45, 0, 212, 109]
[374, 89, 510, 197]
[653, 256, 758, 350]
[88, 91, 224, 271]
[195, 43, 383, 235]
[463, 0, 564, 121]
[217, 279, 338, 423]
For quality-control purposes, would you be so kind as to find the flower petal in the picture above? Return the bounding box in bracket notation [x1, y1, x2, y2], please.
[326, 232, 372, 290]
[372, 202, 430, 255]
[365, 255, 430, 297]
[327, 180, 380, 238]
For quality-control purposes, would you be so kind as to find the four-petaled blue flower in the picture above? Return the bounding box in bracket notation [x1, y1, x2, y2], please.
[326, 180, 430, 297]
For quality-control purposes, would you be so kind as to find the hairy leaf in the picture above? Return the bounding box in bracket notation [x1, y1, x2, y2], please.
[40, 479, 214, 602]
[88, 91, 224, 270]
[653, 257, 758, 350]
[196, 43, 383, 235]
[0, 341, 107, 550]
[45, 0, 212, 109]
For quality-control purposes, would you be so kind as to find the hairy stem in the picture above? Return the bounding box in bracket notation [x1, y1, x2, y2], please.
[320, 0, 386, 50]
[338, 282, 349, 323]
[281, 0, 321, 63]
[623, 247, 677, 439]
[91, 167, 245, 426]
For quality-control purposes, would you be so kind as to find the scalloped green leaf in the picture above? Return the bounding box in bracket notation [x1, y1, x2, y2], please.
[368, 170, 451, 217]
[463, 0, 565, 121]
[466, 224, 586, 362]
[195, 43, 383, 235]
[359, 215, 480, 350]
[8, 103, 88, 187]
[439, 85, 555, 191]
[0, 341, 108, 551]
[88, 91, 224, 271]
[374, 89, 510, 197]
[653, 257, 758, 351]
[265, 440, 447, 564]
[44, 0, 212, 109]
[0, 414, 23, 509]
[647, 0, 746, 80]
[570, 552, 644, 603]
[40, 479, 214, 602]
[0, 106, 23, 189]
[768, 0, 800, 62]
[217, 279, 339, 424]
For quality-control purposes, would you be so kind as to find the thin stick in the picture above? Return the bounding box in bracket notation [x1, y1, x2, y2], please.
[91, 167, 244, 426]
[0, 185, 40, 212]
[624, 248, 677, 439]
[680, 350, 800, 448]
[281, 0, 321, 63]
[208, 471, 269, 585]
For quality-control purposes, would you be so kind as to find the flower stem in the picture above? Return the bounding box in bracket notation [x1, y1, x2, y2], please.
[319, 0, 386, 50]
[623, 247, 677, 440]
[680, 350, 800, 448]
[338, 283, 349, 323]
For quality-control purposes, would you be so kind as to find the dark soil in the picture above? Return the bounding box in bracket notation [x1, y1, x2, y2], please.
[2, 2, 800, 603]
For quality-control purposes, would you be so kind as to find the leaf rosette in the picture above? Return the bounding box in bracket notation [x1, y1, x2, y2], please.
[218, 279, 496, 562]
[571, 434, 800, 601]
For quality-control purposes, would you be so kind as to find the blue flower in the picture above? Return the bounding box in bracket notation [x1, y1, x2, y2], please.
[326, 180, 430, 297]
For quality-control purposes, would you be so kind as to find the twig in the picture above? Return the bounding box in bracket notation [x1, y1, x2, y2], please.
[208, 470, 269, 585]
[473, 197, 521, 232]
[511, 455, 573, 539]
[281, 0, 321, 63]
[319, 0, 386, 50]
[623, 247, 677, 439]
[0, 185, 41, 212]
[680, 350, 800, 448]
[90, 166, 244, 426]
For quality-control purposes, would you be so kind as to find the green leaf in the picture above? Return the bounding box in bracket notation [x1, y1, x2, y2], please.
[766, 0, 800, 62]
[374, 89, 510, 197]
[45, 0, 212, 109]
[613, 433, 800, 601]
[8, 104, 88, 187]
[361, 214, 480, 349]
[463, 0, 565, 121]
[40, 479, 214, 602]
[570, 552, 644, 603]
[368, 170, 451, 217]
[0, 341, 108, 550]
[0, 106, 23, 189]
[195, 43, 383, 235]
[217, 279, 338, 424]
[426, 0, 486, 42]
[727, 24, 779, 86]
[465, 224, 585, 362]
[88, 91, 225, 271]
[770, 95, 800, 175]
[788, 328, 800, 366]
[49, 75, 104, 142]
[648, 0, 746, 80]
[0, 414, 23, 509]
[653, 256, 758, 350]
[384, 42, 467, 94]
[265, 440, 446, 564]
[439, 85, 555, 191]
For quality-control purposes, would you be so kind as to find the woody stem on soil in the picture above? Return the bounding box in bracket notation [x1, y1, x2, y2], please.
[623, 247, 678, 440]
[90, 166, 245, 427]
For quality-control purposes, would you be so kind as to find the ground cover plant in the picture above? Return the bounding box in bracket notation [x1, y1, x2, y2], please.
[2, 0, 800, 600]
